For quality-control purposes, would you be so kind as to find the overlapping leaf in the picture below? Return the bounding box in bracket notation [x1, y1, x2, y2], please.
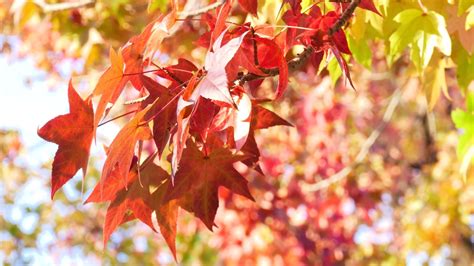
[38, 81, 94, 199]
[164, 140, 254, 230]
[99, 106, 152, 188]
[190, 29, 248, 105]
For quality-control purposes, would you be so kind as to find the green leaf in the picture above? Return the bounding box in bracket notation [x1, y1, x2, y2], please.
[347, 35, 372, 69]
[467, 92, 474, 112]
[452, 96, 474, 180]
[453, 45, 474, 91]
[411, 31, 437, 73]
[428, 11, 451, 56]
[327, 56, 342, 87]
[389, 9, 451, 71]
[389, 9, 424, 57]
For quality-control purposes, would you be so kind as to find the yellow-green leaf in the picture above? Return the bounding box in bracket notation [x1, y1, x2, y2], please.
[422, 55, 448, 110]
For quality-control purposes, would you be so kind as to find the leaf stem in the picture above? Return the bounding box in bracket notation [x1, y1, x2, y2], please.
[98, 109, 138, 127]
[138, 90, 185, 127]
[151, 62, 186, 85]
[122, 68, 160, 77]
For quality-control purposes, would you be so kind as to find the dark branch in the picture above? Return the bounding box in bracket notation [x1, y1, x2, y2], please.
[251, 27, 260, 67]
[239, 0, 361, 83]
[328, 0, 361, 36]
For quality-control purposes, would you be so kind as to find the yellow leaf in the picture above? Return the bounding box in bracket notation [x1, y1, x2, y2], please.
[466, 7, 474, 30]
[422, 54, 448, 110]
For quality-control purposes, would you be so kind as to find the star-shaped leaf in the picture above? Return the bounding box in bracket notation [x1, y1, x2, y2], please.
[164, 140, 254, 230]
[102, 157, 169, 246]
[191, 30, 248, 105]
[92, 48, 125, 129]
[38, 81, 94, 199]
[100, 106, 152, 189]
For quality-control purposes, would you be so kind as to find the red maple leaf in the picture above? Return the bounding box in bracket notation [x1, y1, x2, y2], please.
[238, 0, 258, 16]
[149, 179, 179, 259]
[338, 0, 381, 16]
[209, 88, 252, 150]
[38, 81, 94, 199]
[140, 76, 178, 157]
[101, 159, 165, 242]
[255, 36, 289, 99]
[92, 48, 126, 129]
[87, 153, 178, 258]
[99, 106, 152, 189]
[164, 140, 254, 230]
[121, 22, 154, 90]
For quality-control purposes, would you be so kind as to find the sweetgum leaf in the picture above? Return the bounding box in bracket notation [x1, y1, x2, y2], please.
[92, 48, 125, 129]
[255, 36, 289, 99]
[102, 158, 169, 246]
[390, 9, 451, 69]
[100, 106, 152, 191]
[143, 11, 177, 62]
[38, 81, 94, 199]
[238, 0, 258, 16]
[164, 140, 254, 230]
[121, 22, 154, 90]
[150, 180, 179, 259]
[191, 30, 248, 105]
[252, 103, 293, 129]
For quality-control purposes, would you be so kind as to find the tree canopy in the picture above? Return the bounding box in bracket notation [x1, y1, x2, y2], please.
[1, 0, 474, 264]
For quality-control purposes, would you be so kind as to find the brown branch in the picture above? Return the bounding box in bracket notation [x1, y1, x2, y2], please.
[239, 0, 361, 83]
[34, 0, 95, 13]
[178, 0, 227, 18]
[168, 1, 227, 38]
[328, 0, 361, 36]
[251, 27, 259, 67]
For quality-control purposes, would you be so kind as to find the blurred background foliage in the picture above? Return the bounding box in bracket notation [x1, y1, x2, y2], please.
[1, 0, 474, 265]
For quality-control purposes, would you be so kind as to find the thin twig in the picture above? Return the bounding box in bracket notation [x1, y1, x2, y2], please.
[98, 109, 138, 127]
[34, 0, 95, 13]
[168, 1, 227, 38]
[302, 85, 404, 193]
[178, 0, 226, 18]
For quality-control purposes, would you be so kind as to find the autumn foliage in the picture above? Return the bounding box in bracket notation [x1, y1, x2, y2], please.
[36, 0, 469, 261]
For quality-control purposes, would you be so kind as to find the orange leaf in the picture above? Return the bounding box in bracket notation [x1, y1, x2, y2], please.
[38, 81, 94, 199]
[93, 48, 125, 129]
[100, 106, 152, 190]
[102, 158, 169, 245]
[150, 180, 179, 260]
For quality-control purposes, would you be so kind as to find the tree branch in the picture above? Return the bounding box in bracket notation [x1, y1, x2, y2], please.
[34, 0, 95, 13]
[239, 0, 361, 83]
[178, 0, 227, 18]
[302, 85, 404, 193]
[328, 0, 361, 36]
